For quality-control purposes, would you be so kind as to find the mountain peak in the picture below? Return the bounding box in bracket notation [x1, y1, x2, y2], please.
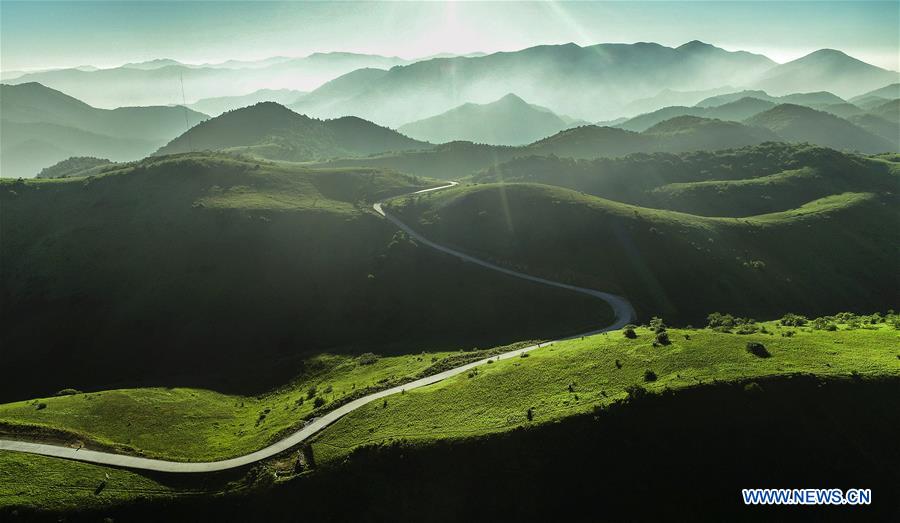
[495, 93, 528, 105]
[677, 40, 716, 51]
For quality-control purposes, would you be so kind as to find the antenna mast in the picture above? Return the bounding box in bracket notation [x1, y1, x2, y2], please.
[180, 73, 193, 151]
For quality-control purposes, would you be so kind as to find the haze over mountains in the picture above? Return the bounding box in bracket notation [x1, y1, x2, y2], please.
[154, 102, 428, 161]
[2, 52, 412, 107]
[398, 94, 583, 145]
[0, 82, 208, 178]
[4, 41, 896, 123]
[1, 40, 897, 178]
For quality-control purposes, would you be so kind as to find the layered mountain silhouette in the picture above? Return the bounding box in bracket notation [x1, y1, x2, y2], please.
[188, 89, 308, 117]
[754, 49, 898, 98]
[398, 94, 579, 145]
[0, 82, 208, 177]
[303, 41, 777, 125]
[4, 52, 411, 107]
[619, 97, 777, 132]
[154, 102, 428, 161]
[746, 104, 895, 153]
[850, 83, 900, 109]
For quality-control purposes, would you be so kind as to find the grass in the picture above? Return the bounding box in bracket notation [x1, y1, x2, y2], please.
[0, 348, 512, 462]
[1, 152, 611, 401]
[309, 320, 900, 465]
[387, 178, 898, 323]
[0, 451, 179, 511]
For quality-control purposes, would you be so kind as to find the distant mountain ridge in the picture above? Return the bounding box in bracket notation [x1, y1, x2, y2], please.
[398, 93, 579, 145]
[304, 40, 777, 125]
[3, 52, 413, 107]
[0, 82, 208, 177]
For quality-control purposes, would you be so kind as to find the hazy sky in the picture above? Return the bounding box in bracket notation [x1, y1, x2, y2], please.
[2, 1, 898, 72]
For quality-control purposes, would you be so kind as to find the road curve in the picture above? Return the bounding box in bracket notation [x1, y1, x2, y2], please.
[0, 182, 635, 473]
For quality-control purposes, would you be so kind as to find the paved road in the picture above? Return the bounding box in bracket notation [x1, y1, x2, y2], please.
[0, 182, 635, 473]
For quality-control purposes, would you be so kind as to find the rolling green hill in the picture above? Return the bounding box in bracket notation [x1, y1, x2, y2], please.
[397, 93, 575, 145]
[154, 102, 429, 161]
[0, 153, 610, 402]
[2, 317, 897, 516]
[35, 157, 114, 179]
[474, 142, 896, 216]
[746, 104, 896, 153]
[320, 118, 788, 180]
[386, 152, 898, 322]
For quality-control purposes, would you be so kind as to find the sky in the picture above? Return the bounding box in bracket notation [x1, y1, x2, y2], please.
[1, 1, 898, 72]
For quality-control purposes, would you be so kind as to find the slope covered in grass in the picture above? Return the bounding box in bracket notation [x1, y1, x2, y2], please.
[0, 345, 532, 461]
[0, 153, 611, 401]
[320, 118, 789, 180]
[475, 143, 897, 216]
[386, 180, 898, 322]
[310, 318, 900, 463]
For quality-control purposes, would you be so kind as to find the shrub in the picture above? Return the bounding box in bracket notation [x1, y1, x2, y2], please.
[649, 316, 666, 333]
[526, 407, 534, 421]
[643, 369, 658, 382]
[735, 323, 758, 335]
[707, 312, 736, 329]
[35, 402, 47, 410]
[812, 317, 837, 331]
[55, 388, 82, 396]
[743, 382, 764, 394]
[358, 352, 379, 365]
[323, 384, 333, 394]
[746, 342, 771, 358]
[615, 359, 623, 369]
[520, 352, 530, 358]
[779, 313, 807, 327]
[623, 327, 637, 339]
[655, 331, 670, 345]
[306, 385, 317, 399]
[625, 384, 648, 400]
[313, 397, 326, 409]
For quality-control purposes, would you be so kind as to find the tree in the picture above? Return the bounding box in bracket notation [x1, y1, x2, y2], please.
[746, 342, 770, 358]
[655, 331, 670, 345]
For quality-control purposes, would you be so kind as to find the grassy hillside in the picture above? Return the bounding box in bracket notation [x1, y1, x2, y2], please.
[154, 102, 428, 161]
[397, 93, 573, 145]
[35, 157, 114, 179]
[746, 103, 896, 153]
[0, 153, 611, 401]
[311, 319, 899, 464]
[474, 143, 897, 216]
[386, 178, 898, 322]
[2, 317, 897, 516]
[0, 346, 517, 461]
[319, 118, 789, 180]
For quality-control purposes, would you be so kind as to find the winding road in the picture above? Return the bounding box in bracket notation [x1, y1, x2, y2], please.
[0, 182, 635, 473]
